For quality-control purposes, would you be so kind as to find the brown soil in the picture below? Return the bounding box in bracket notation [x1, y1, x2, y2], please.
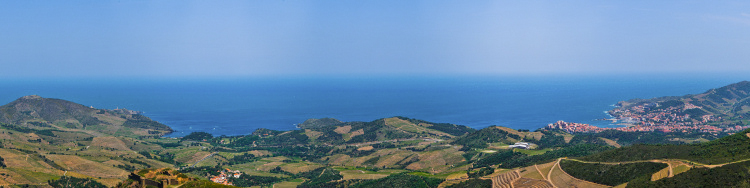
[334, 126, 352, 134]
[513, 177, 554, 188]
[599, 137, 622, 148]
[350, 129, 364, 138]
[357, 146, 374, 151]
[91, 137, 130, 151]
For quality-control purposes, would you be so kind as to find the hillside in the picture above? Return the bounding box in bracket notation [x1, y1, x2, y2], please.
[3, 93, 750, 187]
[0, 96, 176, 187]
[610, 81, 750, 131]
[0, 95, 172, 137]
[296, 116, 474, 145]
[579, 128, 750, 165]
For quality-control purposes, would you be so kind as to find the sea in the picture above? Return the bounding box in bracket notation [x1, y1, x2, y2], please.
[0, 74, 746, 137]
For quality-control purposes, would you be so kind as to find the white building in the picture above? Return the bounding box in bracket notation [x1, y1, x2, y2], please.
[508, 142, 530, 149]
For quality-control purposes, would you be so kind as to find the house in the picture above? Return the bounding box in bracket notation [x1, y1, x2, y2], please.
[210, 168, 242, 186]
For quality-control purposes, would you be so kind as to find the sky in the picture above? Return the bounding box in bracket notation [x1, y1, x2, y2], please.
[1, 1, 749, 78]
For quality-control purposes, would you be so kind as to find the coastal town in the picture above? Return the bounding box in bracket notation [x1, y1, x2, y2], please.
[547, 101, 750, 133]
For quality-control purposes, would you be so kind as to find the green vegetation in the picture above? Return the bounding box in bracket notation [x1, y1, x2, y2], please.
[614, 81, 750, 129]
[453, 126, 520, 149]
[445, 179, 492, 188]
[653, 100, 684, 111]
[578, 130, 720, 146]
[181, 131, 213, 141]
[514, 148, 551, 156]
[297, 118, 344, 129]
[473, 150, 522, 168]
[581, 128, 750, 165]
[179, 166, 223, 177]
[467, 167, 494, 178]
[628, 160, 750, 187]
[7, 93, 750, 188]
[227, 153, 258, 165]
[397, 116, 475, 136]
[352, 173, 444, 188]
[180, 180, 236, 188]
[681, 108, 708, 118]
[559, 160, 666, 186]
[0, 123, 57, 137]
[121, 114, 172, 131]
[48, 176, 108, 188]
[251, 128, 285, 136]
[672, 165, 691, 175]
[230, 174, 284, 187]
[501, 144, 612, 169]
[0, 95, 172, 137]
[296, 167, 344, 188]
[535, 132, 570, 148]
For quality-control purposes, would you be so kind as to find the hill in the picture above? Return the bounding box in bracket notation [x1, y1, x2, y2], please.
[580, 128, 750, 165]
[609, 81, 750, 132]
[297, 117, 344, 129]
[0, 95, 172, 137]
[0, 96, 176, 187]
[3, 91, 750, 187]
[288, 116, 473, 146]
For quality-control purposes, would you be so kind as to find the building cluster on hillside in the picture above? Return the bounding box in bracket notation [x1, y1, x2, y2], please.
[210, 168, 242, 186]
[548, 101, 750, 133]
[546, 120, 736, 133]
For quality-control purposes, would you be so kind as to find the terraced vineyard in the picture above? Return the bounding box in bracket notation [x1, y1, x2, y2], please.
[513, 177, 553, 188]
[518, 166, 545, 180]
[491, 170, 519, 188]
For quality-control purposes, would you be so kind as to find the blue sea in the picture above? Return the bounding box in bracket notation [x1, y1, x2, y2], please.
[0, 74, 745, 137]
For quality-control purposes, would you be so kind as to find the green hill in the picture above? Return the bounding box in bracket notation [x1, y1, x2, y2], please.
[297, 117, 344, 129]
[580, 128, 750, 165]
[262, 116, 475, 146]
[4, 91, 750, 187]
[0, 95, 172, 137]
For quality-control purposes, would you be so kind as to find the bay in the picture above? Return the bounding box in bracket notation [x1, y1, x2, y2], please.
[0, 74, 745, 137]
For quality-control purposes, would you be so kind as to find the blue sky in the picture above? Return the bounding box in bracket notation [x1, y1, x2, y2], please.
[1, 1, 749, 78]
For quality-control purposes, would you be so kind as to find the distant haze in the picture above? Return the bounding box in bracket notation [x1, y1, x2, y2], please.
[1, 1, 749, 78]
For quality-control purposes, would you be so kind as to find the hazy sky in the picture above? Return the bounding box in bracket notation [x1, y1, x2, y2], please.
[1, 1, 749, 78]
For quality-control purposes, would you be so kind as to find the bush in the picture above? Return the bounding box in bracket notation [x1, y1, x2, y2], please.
[48, 176, 107, 188]
[352, 173, 443, 188]
[559, 159, 666, 186]
[446, 178, 491, 188]
[181, 132, 213, 141]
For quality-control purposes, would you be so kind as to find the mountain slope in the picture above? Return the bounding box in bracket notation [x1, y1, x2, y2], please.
[295, 117, 474, 145]
[611, 81, 750, 129]
[0, 95, 171, 137]
[579, 128, 750, 165]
